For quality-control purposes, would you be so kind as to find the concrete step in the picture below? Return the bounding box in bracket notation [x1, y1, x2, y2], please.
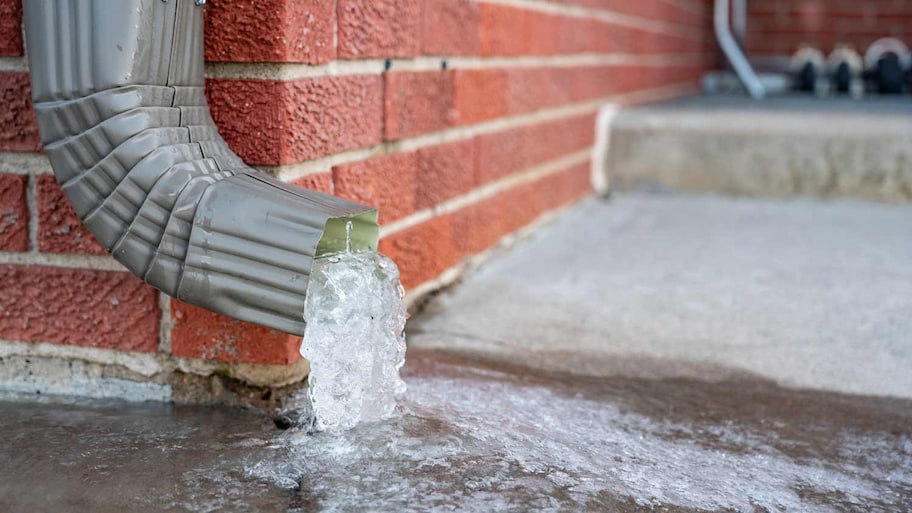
[599, 95, 912, 201]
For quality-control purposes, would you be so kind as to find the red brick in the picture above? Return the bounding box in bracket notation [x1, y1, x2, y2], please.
[380, 160, 592, 290]
[537, 161, 592, 210]
[0, 174, 28, 251]
[333, 152, 419, 224]
[36, 175, 106, 255]
[476, 113, 595, 184]
[0, 0, 22, 57]
[379, 214, 457, 290]
[391, 65, 703, 138]
[523, 113, 595, 165]
[457, 197, 503, 255]
[207, 75, 383, 165]
[337, 0, 422, 59]
[289, 172, 333, 195]
[169, 300, 301, 365]
[0, 265, 159, 351]
[416, 139, 478, 209]
[451, 69, 509, 126]
[422, 0, 481, 55]
[0, 72, 41, 152]
[279, 75, 383, 162]
[476, 125, 528, 184]
[479, 3, 535, 56]
[204, 0, 334, 64]
[384, 71, 454, 140]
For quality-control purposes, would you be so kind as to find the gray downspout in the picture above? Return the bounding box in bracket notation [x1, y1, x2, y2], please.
[22, 0, 379, 336]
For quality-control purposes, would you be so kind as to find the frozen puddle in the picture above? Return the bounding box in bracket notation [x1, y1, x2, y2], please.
[1, 352, 910, 512]
[247, 353, 912, 513]
[298, 251, 407, 431]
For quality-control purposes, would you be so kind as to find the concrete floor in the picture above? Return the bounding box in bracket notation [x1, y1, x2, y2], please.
[409, 194, 912, 398]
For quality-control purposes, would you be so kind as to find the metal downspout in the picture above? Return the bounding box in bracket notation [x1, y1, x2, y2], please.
[22, 0, 379, 336]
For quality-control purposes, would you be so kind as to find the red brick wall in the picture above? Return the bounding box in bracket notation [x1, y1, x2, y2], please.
[747, 0, 912, 57]
[0, 0, 713, 370]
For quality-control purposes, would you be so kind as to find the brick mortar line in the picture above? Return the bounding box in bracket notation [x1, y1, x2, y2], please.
[0, 56, 27, 72]
[272, 80, 699, 181]
[3, 52, 710, 78]
[0, 153, 52, 175]
[25, 173, 37, 252]
[157, 292, 173, 354]
[480, 0, 708, 37]
[0, 251, 124, 271]
[380, 149, 592, 239]
[205, 53, 710, 81]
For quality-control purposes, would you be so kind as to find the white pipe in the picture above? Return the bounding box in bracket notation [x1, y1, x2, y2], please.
[714, 0, 765, 99]
[732, 0, 747, 49]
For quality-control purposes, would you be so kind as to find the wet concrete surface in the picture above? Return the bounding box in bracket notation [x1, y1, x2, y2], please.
[1, 350, 910, 513]
[409, 194, 912, 398]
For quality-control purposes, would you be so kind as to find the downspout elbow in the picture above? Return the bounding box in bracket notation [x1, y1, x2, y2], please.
[22, 0, 378, 336]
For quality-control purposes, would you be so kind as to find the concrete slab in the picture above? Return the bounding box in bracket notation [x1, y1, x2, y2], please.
[408, 194, 912, 398]
[602, 95, 912, 201]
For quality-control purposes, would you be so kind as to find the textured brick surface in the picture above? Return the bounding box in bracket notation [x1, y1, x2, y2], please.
[208, 75, 383, 165]
[0, 266, 159, 351]
[204, 0, 334, 64]
[170, 301, 301, 365]
[477, 114, 595, 184]
[338, 0, 422, 59]
[0, 72, 40, 152]
[333, 152, 419, 224]
[289, 172, 334, 195]
[422, 0, 481, 55]
[381, 162, 592, 290]
[36, 175, 106, 255]
[0, 174, 28, 251]
[379, 214, 457, 290]
[0, 0, 22, 57]
[416, 139, 478, 209]
[384, 71, 454, 140]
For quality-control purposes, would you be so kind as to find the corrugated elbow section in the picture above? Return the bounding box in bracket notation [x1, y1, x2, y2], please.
[23, 0, 379, 336]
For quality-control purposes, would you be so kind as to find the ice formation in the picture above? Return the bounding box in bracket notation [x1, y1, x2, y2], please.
[300, 250, 407, 431]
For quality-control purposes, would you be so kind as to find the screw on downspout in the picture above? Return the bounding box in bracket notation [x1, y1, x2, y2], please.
[194, 0, 206, 5]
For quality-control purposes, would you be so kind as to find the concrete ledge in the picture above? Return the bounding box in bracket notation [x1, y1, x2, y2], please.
[600, 96, 912, 201]
[0, 339, 309, 408]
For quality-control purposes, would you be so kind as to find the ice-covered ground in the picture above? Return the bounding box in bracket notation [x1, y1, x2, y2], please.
[2, 351, 909, 513]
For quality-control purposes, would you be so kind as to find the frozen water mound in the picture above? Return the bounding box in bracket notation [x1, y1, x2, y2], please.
[300, 251, 407, 431]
